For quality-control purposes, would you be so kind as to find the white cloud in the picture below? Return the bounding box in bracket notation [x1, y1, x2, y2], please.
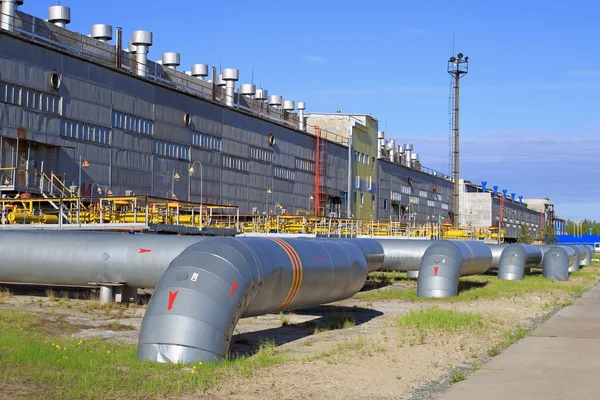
[303, 55, 328, 63]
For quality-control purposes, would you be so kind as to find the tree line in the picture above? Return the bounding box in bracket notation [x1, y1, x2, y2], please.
[565, 219, 600, 235]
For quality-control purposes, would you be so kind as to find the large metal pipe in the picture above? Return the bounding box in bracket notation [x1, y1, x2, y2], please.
[0, 0, 22, 31]
[543, 246, 574, 281]
[581, 245, 593, 266]
[568, 245, 582, 272]
[497, 244, 542, 281]
[487, 243, 509, 267]
[417, 241, 492, 298]
[0, 231, 202, 287]
[573, 245, 589, 267]
[131, 30, 152, 78]
[374, 239, 434, 272]
[136, 237, 368, 364]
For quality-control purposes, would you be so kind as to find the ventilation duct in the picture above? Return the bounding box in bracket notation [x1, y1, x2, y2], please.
[397, 145, 404, 164]
[519, 195, 523, 206]
[126, 40, 137, 54]
[221, 68, 239, 107]
[1, 0, 23, 31]
[493, 185, 498, 197]
[511, 192, 516, 203]
[90, 24, 112, 42]
[502, 189, 507, 199]
[268, 95, 282, 108]
[240, 84, 256, 97]
[191, 64, 209, 80]
[162, 52, 181, 70]
[216, 74, 226, 87]
[377, 131, 384, 159]
[297, 101, 306, 131]
[481, 181, 487, 192]
[255, 88, 268, 101]
[283, 100, 295, 112]
[405, 144, 413, 168]
[48, 5, 70, 28]
[131, 30, 153, 77]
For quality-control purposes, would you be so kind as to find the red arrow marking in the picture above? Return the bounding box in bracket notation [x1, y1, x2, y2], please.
[317, 257, 323, 262]
[554, 258, 557, 262]
[167, 290, 179, 311]
[229, 280, 239, 297]
[139, 248, 151, 254]
[509, 258, 513, 264]
[434, 266, 439, 276]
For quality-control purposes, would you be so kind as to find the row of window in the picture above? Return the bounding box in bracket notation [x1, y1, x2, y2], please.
[1, 81, 60, 114]
[191, 131, 222, 151]
[427, 200, 436, 207]
[249, 146, 274, 163]
[60, 118, 110, 145]
[353, 150, 371, 165]
[295, 158, 315, 173]
[409, 196, 419, 204]
[274, 166, 296, 181]
[153, 139, 190, 160]
[222, 154, 249, 172]
[112, 110, 154, 136]
[419, 190, 428, 198]
[391, 191, 402, 202]
[401, 185, 411, 195]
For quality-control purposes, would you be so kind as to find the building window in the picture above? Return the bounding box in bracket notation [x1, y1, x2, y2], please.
[295, 158, 315, 173]
[191, 131, 222, 151]
[0, 81, 60, 114]
[391, 191, 401, 202]
[153, 139, 190, 160]
[419, 190, 428, 197]
[60, 119, 110, 145]
[112, 110, 154, 135]
[441, 203, 449, 210]
[222, 154, 249, 172]
[401, 185, 411, 195]
[409, 196, 419, 204]
[383, 199, 389, 210]
[427, 200, 435, 207]
[249, 146, 274, 163]
[274, 166, 295, 180]
[368, 176, 372, 190]
[360, 193, 364, 205]
[355, 175, 360, 189]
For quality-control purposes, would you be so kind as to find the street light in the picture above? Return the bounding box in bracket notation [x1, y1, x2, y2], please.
[188, 161, 203, 231]
[77, 155, 89, 225]
[90, 183, 103, 196]
[171, 169, 180, 199]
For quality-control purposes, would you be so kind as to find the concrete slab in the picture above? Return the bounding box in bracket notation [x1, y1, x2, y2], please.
[439, 283, 600, 400]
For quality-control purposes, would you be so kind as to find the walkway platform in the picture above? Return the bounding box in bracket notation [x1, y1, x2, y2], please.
[440, 284, 600, 400]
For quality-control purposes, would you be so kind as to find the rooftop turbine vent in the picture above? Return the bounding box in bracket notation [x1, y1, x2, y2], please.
[131, 30, 153, 77]
[222, 68, 239, 107]
[48, 5, 71, 28]
[297, 101, 306, 131]
[90, 24, 113, 42]
[283, 100, 295, 111]
[1, 0, 24, 32]
[162, 52, 181, 70]
[240, 84, 256, 97]
[268, 95, 282, 108]
[191, 64, 209, 80]
[255, 88, 268, 101]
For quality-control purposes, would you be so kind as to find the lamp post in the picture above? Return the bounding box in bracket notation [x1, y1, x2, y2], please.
[77, 155, 90, 225]
[266, 188, 272, 214]
[188, 161, 203, 231]
[170, 169, 180, 199]
[90, 183, 103, 196]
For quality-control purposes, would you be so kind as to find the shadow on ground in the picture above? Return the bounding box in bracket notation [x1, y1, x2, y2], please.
[230, 305, 383, 358]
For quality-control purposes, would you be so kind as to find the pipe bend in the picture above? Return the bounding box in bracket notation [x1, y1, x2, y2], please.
[137, 237, 368, 364]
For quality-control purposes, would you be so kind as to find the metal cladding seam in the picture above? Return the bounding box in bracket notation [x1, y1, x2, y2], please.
[0, 231, 203, 287]
[136, 237, 368, 364]
[416, 240, 492, 298]
[543, 246, 573, 281]
[497, 244, 543, 281]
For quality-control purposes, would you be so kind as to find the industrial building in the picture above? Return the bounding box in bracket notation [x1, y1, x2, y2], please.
[0, 2, 561, 240]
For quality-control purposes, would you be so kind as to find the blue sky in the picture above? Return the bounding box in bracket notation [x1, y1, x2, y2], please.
[23, 0, 600, 220]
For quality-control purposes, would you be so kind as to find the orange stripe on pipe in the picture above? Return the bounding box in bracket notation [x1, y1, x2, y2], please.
[271, 238, 301, 311]
[276, 239, 303, 309]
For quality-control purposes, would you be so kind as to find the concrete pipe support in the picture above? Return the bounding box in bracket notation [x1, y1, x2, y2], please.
[416, 241, 492, 298]
[137, 237, 368, 364]
[497, 244, 543, 281]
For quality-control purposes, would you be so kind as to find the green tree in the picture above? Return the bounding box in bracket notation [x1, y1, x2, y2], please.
[543, 223, 556, 244]
[517, 225, 533, 244]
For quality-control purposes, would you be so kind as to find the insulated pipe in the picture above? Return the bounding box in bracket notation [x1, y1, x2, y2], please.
[406, 270, 419, 279]
[1, 0, 22, 31]
[581, 245, 593, 266]
[0, 231, 202, 287]
[417, 241, 492, 298]
[497, 244, 542, 281]
[568, 245, 581, 272]
[543, 246, 572, 281]
[326, 238, 384, 272]
[131, 30, 153, 78]
[575, 245, 589, 267]
[487, 243, 509, 267]
[136, 237, 368, 364]
[374, 239, 435, 272]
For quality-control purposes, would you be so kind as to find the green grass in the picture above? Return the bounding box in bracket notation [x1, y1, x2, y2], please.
[0, 309, 288, 399]
[451, 372, 465, 383]
[358, 264, 600, 303]
[396, 308, 483, 333]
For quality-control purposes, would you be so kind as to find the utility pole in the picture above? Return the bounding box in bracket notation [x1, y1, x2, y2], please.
[447, 53, 469, 226]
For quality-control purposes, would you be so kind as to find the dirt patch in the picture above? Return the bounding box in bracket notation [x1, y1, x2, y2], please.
[0, 270, 598, 400]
